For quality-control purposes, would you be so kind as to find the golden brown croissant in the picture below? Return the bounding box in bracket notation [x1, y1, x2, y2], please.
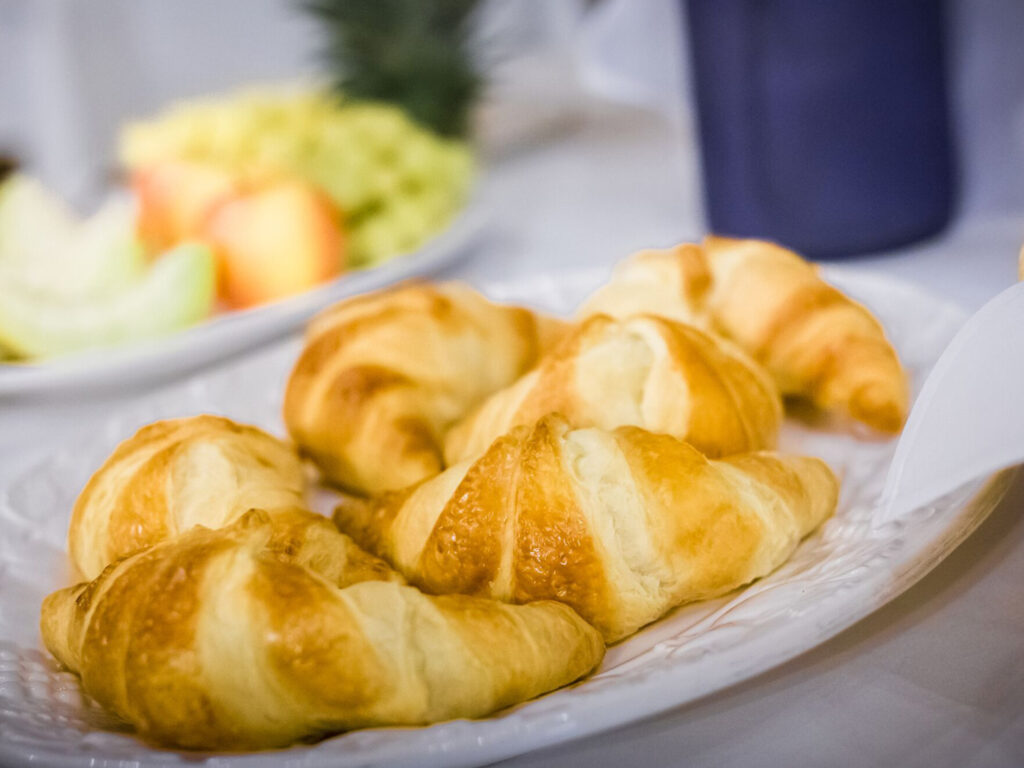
[69, 414, 306, 579]
[335, 414, 838, 642]
[444, 313, 782, 464]
[578, 243, 713, 326]
[283, 282, 567, 495]
[580, 237, 910, 433]
[41, 509, 604, 750]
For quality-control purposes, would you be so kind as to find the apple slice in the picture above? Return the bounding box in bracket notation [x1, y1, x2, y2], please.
[133, 160, 237, 253]
[0, 243, 215, 358]
[201, 180, 344, 308]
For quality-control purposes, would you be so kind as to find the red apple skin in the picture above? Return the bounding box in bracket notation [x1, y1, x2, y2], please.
[200, 181, 345, 309]
[133, 161, 238, 253]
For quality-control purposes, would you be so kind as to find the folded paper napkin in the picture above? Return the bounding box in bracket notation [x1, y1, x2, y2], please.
[879, 281, 1024, 524]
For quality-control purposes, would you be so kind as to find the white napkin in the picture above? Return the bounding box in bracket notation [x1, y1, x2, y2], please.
[878, 280, 1024, 524]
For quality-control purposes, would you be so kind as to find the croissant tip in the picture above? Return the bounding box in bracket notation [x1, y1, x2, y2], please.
[849, 383, 908, 434]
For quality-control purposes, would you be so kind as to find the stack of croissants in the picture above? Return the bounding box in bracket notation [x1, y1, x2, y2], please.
[40, 237, 909, 751]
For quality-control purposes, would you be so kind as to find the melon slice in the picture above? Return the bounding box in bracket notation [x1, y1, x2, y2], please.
[0, 174, 145, 298]
[0, 243, 215, 358]
[0, 198, 145, 299]
[0, 174, 78, 267]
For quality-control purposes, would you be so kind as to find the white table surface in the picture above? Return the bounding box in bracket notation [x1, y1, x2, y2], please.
[1, 103, 1021, 768]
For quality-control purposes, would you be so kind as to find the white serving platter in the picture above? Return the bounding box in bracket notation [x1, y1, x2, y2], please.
[0, 266, 1013, 768]
[0, 198, 486, 398]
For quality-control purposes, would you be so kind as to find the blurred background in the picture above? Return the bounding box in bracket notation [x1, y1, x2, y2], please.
[1, 0, 1023, 362]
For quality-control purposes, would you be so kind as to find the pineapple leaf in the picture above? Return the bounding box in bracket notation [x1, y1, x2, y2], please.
[304, 0, 482, 138]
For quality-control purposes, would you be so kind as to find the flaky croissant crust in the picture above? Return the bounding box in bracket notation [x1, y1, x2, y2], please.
[284, 281, 567, 495]
[68, 414, 306, 580]
[42, 509, 604, 750]
[443, 312, 782, 464]
[580, 237, 910, 433]
[337, 415, 838, 641]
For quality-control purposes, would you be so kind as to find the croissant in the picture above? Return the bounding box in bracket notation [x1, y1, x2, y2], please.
[578, 242, 713, 326]
[283, 282, 568, 495]
[579, 237, 910, 433]
[336, 414, 838, 642]
[41, 509, 604, 750]
[444, 313, 782, 464]
[69, 414, 306, 579]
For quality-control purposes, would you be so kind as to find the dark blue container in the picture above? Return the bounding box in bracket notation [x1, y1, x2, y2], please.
[685, 0, 956, 258]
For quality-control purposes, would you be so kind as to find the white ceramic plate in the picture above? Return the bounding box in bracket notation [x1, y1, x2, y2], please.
[0, 267, 1012, 768]
[0, 199, 486, 398]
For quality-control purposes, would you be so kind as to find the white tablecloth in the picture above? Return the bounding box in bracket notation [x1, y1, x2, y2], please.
[1, 104, 1021, 768]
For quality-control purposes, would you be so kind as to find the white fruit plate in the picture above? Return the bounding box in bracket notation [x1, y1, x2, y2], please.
[0, 267, 1014, 768]
[0, 198, 486, 398]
